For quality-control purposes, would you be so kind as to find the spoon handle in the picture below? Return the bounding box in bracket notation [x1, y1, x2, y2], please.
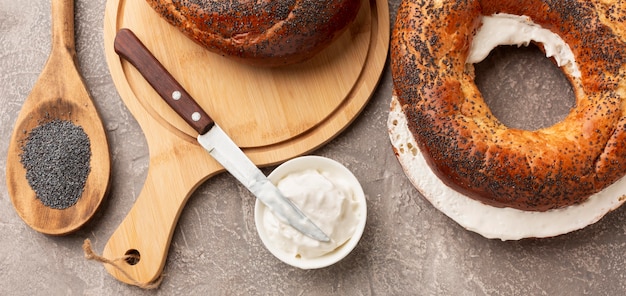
[51, 0, 76, 53]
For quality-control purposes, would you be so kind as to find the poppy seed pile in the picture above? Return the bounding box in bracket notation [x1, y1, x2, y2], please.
[20, 119, 91, 209]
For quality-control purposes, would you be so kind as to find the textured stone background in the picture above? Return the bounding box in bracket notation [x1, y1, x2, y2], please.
[2, 0, 626, 295]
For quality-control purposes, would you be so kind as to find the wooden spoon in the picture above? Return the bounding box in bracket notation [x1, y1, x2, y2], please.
[5, 0, 110, 235]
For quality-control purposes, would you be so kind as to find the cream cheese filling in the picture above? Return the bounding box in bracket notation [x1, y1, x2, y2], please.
[467, 13, 581, 78]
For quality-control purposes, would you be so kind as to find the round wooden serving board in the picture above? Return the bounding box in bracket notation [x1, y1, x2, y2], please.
[102, 0, 389, 285]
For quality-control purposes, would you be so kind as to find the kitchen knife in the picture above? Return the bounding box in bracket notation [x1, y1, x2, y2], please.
[113, 28, 329, 242]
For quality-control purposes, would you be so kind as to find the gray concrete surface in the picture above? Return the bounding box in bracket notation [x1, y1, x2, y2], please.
[2, 1, 626, 295]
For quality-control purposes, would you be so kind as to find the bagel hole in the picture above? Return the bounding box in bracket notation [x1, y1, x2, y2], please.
[474, 44, 575, 131]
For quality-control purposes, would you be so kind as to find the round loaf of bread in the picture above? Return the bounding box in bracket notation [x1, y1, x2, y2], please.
[145, 0, 362, 66]
[391, 0, 626, 212]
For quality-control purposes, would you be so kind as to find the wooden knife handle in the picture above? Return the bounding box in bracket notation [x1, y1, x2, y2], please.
[113, 28, 214, 135]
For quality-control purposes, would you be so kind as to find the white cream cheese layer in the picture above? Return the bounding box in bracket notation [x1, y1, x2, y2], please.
[467, 13, 581, 78]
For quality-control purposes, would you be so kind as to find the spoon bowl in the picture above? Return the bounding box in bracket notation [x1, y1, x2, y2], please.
[5, 0, 110, 235]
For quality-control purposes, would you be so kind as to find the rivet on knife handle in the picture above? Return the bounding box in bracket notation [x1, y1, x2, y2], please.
[113, 28, 214, 135]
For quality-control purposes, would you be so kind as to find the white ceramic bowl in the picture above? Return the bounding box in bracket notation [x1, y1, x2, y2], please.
[254, 155, 367, 269]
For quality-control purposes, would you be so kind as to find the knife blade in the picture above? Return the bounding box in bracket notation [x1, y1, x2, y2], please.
[113, 28, 330, 242]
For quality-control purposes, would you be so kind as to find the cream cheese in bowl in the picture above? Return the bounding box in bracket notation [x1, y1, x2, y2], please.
[254, 156, 367, 269]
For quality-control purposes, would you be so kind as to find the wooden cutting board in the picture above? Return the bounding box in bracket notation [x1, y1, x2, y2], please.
[101, 0, 389, 285]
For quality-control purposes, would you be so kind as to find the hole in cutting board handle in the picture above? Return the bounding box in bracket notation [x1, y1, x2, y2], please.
[124, 249, 140, 265]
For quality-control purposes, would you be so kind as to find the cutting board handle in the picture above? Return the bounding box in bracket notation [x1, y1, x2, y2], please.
[114, 28, 215, 135]
[103, 31, 228, 285]
[101, 139, 219, 285]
